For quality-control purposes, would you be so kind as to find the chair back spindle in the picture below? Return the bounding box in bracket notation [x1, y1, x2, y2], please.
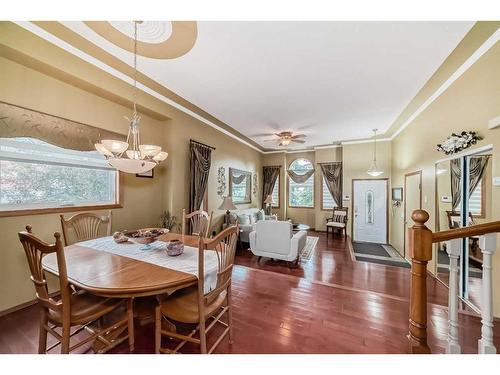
[60, 211, 112, 246]
[182, 209, 213, 238]
[18, 226, 72, 315]
[198, 225, 239, 306]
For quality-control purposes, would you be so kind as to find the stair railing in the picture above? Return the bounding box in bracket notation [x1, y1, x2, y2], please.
[407, 209, 500, 354]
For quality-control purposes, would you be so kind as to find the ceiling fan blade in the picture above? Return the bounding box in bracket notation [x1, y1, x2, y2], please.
[291, 139, 306, 143]
[250, 132, 276, 138]
[263, 139, 278, 143]
[291, 134, 306, 139]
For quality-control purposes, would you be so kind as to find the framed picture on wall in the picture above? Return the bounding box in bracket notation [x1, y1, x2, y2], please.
[136, 169, 154, 178]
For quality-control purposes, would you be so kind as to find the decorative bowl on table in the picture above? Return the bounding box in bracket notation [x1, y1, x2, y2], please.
[166, 239, 184, 256]
[122, 228, 169, 250]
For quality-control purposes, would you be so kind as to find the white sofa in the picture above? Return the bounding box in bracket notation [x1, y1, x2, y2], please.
[249, 220, 307, 263]
[224, 208, 276, 242]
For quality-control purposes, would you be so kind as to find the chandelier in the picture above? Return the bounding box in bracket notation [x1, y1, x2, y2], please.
[366, 129, 383, 177]
[95, 21, 168, 174]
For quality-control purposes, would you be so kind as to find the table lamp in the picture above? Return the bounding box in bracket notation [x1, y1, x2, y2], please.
[264, 194, 274, 215]
[219, 196, 237, 225]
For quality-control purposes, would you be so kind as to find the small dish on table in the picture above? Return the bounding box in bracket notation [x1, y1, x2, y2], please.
[122, 228, 169, 250]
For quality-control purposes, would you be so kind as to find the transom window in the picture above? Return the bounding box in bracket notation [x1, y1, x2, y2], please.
[0, 137, 119, 213]
[288, 158, 314, 208]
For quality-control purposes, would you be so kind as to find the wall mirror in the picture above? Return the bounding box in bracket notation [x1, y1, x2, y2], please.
[229, 168, 252, 204]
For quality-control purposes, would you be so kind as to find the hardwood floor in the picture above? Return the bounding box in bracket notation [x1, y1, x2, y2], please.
[1, 231, 499, 354]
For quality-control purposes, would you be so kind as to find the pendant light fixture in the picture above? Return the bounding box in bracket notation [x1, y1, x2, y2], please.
[367, 128, 383, 177]
[95, 21, 168, 174]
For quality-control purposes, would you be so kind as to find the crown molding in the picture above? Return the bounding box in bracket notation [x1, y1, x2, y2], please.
[341, 138, 391, 145]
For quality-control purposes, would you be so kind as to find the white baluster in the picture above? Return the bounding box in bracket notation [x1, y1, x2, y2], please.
[446, 238, 461, 354]
[478, 233, 497, 354]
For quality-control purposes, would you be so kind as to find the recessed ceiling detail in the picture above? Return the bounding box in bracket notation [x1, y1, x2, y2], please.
[84, 21, 197, 59]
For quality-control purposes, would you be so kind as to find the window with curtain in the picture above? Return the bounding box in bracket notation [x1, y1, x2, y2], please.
[456, 179, 483, 216]
[321, 176, 337, 210]
[271, 175, 280, 207]
[0, 137, 119, 212]
[288, 158, 314, 208]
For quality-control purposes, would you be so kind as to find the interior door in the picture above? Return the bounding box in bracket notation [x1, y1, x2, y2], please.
[404, 172, 422, 260]
[353, 179, 387, 243]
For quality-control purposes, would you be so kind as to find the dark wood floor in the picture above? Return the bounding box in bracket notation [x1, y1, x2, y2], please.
[1, 231, 499, 354]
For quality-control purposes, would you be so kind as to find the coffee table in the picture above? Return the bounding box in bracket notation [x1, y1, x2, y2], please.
[293, 223, 310, 232]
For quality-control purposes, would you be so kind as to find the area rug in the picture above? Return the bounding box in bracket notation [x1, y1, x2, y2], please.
[300, 236, 319, 261]
[352, 242, 410, 268]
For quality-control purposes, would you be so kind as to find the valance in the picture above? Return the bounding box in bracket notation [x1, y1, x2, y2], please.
[287, 169, 315, 183]
[0, 101, 126, 151]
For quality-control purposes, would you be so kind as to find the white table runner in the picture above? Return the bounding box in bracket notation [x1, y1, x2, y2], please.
[72, 236, 219, 294]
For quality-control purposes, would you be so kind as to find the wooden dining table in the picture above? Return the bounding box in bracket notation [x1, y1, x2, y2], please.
[41, 233, 201, 299]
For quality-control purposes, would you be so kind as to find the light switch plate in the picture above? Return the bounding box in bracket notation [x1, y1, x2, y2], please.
[493, 177, 500, 186]
[343, 195, 351, 201]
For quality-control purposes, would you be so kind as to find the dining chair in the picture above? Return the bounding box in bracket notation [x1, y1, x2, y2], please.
[18, 225, 134, 354]
[60, 211, 112, 246]
[181, 209, 213, 238]
[155, 224, 239, 354]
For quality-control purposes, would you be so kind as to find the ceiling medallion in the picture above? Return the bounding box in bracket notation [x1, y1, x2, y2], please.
[95, 21, 168, 174]
[84, 21, 197, 59]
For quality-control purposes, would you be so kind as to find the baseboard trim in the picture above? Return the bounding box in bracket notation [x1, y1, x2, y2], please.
[0, 291, 59, 318]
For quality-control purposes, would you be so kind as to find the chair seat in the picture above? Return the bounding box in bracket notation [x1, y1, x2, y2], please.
[160, 286, 227, 324]
[48, 292, 124, 325]
[326, 221, 346, 228]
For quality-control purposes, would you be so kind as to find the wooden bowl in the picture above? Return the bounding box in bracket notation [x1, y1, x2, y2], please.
[122, 228, 169, 249]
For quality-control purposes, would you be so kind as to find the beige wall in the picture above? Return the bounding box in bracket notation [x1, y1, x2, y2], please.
[390, 41, 500, 315]
[0, 54, 261, 311]
[342, 141, 393, 237]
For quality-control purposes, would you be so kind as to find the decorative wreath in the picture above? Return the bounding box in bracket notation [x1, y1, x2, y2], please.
[437, 131, 482, 155]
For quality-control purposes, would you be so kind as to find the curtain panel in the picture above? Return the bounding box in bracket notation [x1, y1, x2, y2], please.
[0, 101, 126, 150]
[189, 142, 212, 214]
[319, 162, 343, 207]
[262, 166, 280, 208]
[450, 156, 489, 211]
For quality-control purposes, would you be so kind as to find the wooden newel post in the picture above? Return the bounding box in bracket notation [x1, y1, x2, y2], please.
[408, 209, 433, 354]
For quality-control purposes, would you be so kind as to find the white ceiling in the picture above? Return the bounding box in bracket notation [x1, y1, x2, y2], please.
[57, 21, 473, 149]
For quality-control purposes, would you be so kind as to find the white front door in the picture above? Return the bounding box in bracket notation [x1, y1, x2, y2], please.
[353, 179, 387, 243]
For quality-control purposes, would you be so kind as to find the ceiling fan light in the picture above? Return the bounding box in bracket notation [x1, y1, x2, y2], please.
[102, 139, 129, 155]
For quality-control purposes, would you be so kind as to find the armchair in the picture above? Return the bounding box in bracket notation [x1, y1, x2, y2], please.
[249, 220, 307, 265]
[326, 207, 348, 238]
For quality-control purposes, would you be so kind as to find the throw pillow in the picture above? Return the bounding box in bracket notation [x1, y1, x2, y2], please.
[333, 214, 345, 223]
[257, 209, 265, 221]
[237, 214, 250, 225]
[229, 213, 238, 224]
[249, 212, 259, 224]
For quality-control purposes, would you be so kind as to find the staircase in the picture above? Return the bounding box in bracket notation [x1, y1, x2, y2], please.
[407, 209, 500, 354]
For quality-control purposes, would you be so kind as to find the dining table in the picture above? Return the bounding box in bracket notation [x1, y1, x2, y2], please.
[41, 232, 209, 351]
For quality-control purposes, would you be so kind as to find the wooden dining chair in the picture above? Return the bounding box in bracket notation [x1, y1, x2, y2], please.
[60, 211, 112, 246]
[155, 225, 239, 354]
[18, 225, 134, 354]
[181, 209, 213, 238]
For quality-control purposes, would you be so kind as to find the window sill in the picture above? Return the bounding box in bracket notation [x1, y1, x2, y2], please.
[0, 203, 122, 218]
[288, 205, 315, 209]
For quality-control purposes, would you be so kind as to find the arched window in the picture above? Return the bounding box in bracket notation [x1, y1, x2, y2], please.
[288, 158, 314, 208]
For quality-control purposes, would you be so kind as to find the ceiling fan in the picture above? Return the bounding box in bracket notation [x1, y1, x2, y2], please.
[263, 131, 306, 147]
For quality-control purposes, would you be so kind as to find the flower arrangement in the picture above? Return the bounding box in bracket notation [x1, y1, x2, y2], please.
[437, 131, 482, 155]
[160, 211, 180, 232]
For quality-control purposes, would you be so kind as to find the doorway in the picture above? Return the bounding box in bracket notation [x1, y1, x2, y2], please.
[352, 179, 388, 244]
[404, 171, 422, 260]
